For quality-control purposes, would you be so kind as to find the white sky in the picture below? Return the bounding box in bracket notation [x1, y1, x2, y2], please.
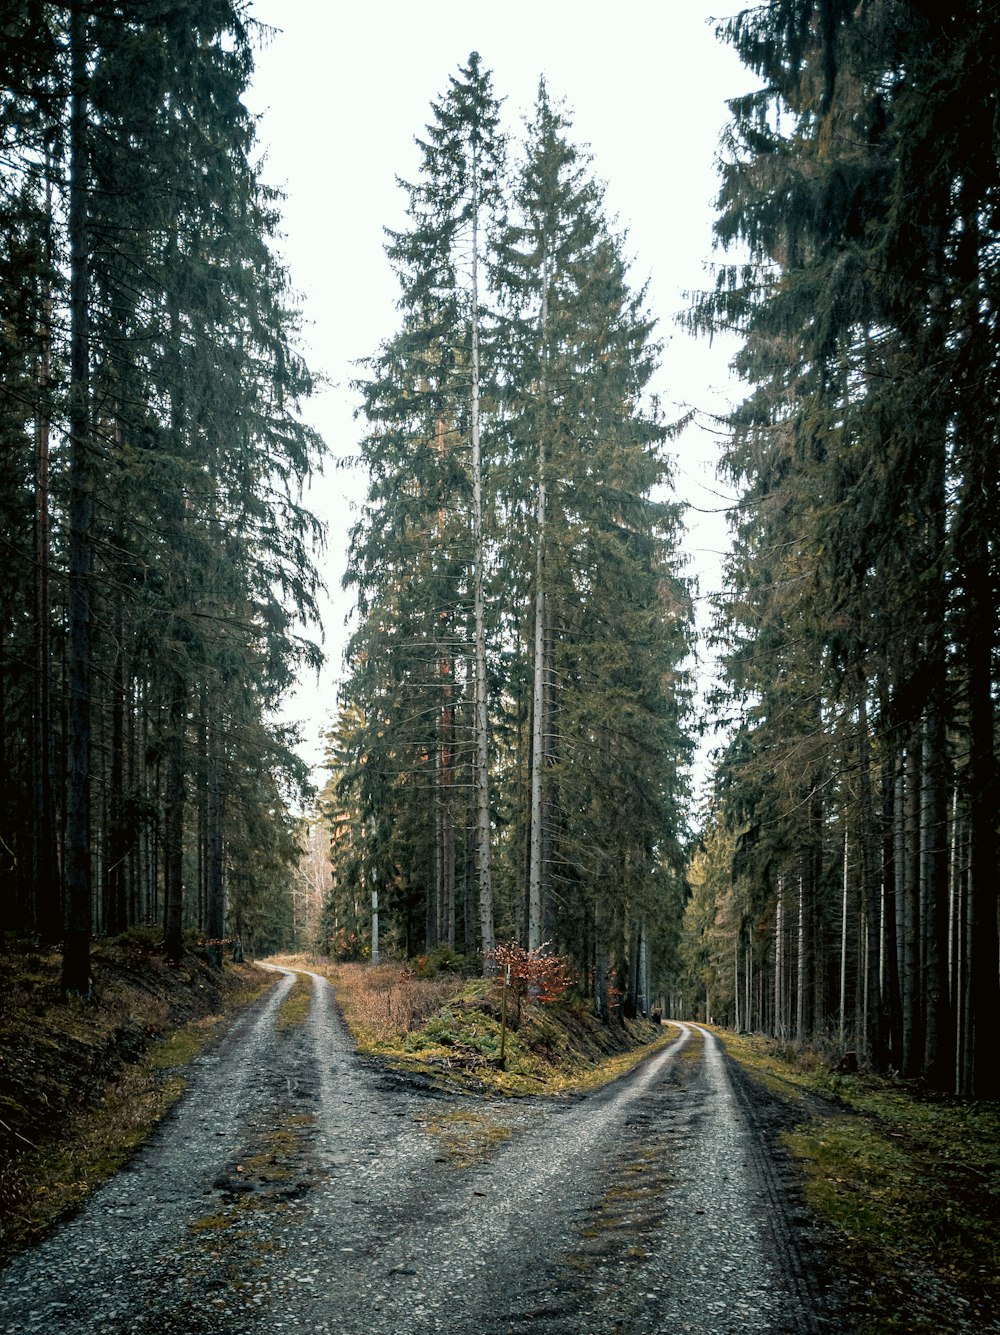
[244, 0, 753, 799]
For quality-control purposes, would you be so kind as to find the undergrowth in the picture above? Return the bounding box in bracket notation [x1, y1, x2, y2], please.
[308, 958, 672, 1097]
[719, 1030, 1000, 1334]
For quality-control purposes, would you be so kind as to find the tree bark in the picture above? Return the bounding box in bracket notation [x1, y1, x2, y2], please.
[470, 139, 494, 969]
[528, 252, 550, 952]
[901, 741, 921, 1076]
[62, 4, 93, 995]
[33, 171, 60, 944]
[205, 719, 225, 969]
[163, 681, 186, 965]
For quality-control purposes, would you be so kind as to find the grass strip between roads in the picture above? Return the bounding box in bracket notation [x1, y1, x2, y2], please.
[278, 954, 674, 1098]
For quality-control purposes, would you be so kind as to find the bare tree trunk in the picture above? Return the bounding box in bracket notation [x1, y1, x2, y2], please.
[840, 832, 849, 1043]
[858, 694, 885, 1067]
[62, 5, 93, 995]
[594, 898, 607, 1021]
[964, 529, 1000, 1099]
[774, 876, 784, 1039]
[163, 682, 185, 965]
[33, 169, 60, 944]
[921, 702, 952, 1085]
[796, 875, 806, 1042]
[901, 741, 921, 1076]
[103, 603, 127, 937]
[734, 928, 741, 1033]
[883, 740, 903, 1070]
[205, 720, 225, 969]
[470, 148, 494, 970]
[528, 255, 550, 952]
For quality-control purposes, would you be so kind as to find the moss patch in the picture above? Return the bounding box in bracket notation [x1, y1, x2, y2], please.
[274, 972, 313, 1032]
[414, 1107, 514, 1167]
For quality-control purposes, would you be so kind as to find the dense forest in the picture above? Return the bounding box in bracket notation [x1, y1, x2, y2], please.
[0, 2, 325, 987]
[2, 3, 997, 1102]
[679, 0, 1000, 1099]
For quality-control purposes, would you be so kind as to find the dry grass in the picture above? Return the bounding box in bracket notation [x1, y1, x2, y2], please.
[289, 955, 675, 1098]
[308, 960, 464, 1047]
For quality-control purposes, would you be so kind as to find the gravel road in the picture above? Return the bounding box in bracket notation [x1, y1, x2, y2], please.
[0, 968, 852, 1334]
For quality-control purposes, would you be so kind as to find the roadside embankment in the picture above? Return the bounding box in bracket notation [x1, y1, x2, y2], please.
[270, 953, 674, 1097]
[717, 1029, 1000, 1334]
[0, 933, 274, 1260]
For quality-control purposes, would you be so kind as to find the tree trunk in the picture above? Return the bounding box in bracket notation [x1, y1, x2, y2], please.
[33, 178, 60, 944]
[205, 720, 225, 969]
[858, 693, 886, 1068]
[594, 898, 607, 1021]
[901, 740, 921, 1076]
[103, 608, 127, 937]
[920, 703, 952, 1086]
[796, 874, 805, 1042]
[965, 541, 1000, 1099]
[470, 142, 494, 970]
[528, 255, 550, 952]
[163, 681, 185, 965]
[62, 5, 93, 996]
[840, 831, 849, 1043]
[774, 875, 784, 1039]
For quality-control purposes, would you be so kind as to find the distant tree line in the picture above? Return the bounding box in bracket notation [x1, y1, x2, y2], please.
[680, 0, 999, 1097]
[0, 2, 324, 986]
[323, 56, 694, 1017]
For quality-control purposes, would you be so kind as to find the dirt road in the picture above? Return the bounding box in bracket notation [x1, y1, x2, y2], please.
[0, 968, 850, 1334]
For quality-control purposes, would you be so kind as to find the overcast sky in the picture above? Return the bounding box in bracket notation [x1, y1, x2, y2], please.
[243, 0, 754, 792]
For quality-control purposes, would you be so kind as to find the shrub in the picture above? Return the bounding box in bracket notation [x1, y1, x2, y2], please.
[412, 945, 478, 979]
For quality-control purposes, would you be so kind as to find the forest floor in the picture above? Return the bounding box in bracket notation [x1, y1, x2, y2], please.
[0, 951, 996, 1334]
[715, 1031, 1000, 1335]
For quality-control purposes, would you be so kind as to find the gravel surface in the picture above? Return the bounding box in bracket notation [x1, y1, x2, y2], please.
[0, 968, 853, 1334]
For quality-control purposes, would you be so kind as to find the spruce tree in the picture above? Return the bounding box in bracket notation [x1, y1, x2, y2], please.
[345, 53, 506, 967]
[498, 83, 693, 1006]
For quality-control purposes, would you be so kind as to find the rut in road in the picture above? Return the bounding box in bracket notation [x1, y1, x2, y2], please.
[0, 967, 849, 1335]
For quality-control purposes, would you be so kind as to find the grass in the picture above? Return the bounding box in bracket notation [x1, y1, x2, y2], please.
[717, 1030, 1000, 1334]
[0, 936, 275, 1262]
[307, 958, 673, 1097]
[413, 1107, 514, 1166]
[274, 971, 313, 1031]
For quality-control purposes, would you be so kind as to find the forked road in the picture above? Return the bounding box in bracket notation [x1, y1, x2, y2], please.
[0, 968, 850, 1334]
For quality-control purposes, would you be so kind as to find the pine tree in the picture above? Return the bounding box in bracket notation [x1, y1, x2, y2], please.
[501, 86, 693, 1009]
[340, 66, 694, 1003]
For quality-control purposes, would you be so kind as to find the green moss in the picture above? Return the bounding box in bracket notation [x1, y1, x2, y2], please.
[718, 1030, 1000, 1333]
[415, 1108, 514, 1166]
